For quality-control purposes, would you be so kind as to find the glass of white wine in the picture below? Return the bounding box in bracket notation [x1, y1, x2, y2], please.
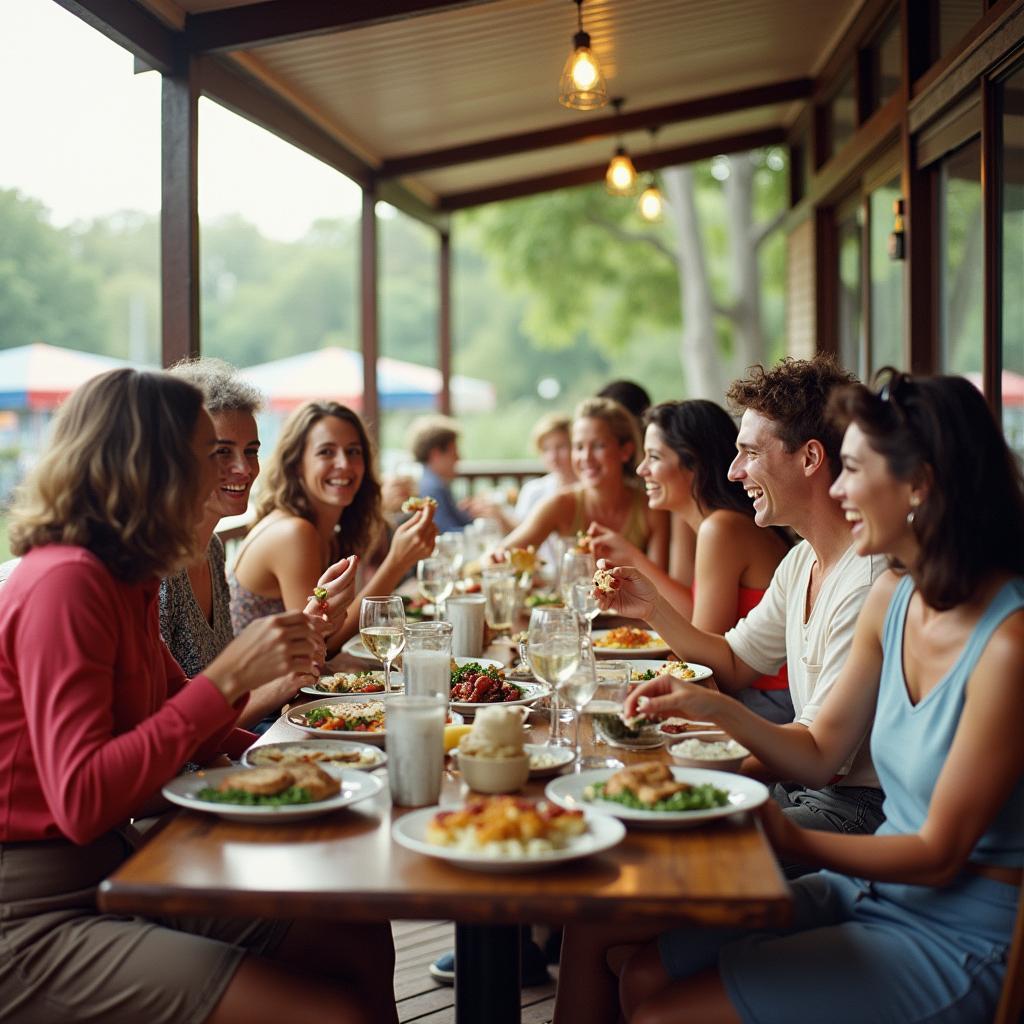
[416, 557, 455, 621]
[527, 606, 580, 748]
[359, 596, 407, 693]
[570, 579, 601, 636]
[557, 641, 601, 772]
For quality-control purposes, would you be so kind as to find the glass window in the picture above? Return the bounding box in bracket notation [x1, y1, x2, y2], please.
[1001, 66, 1024, 455]
[837, 208, 865, 378]
[938, 138, 983, 377]
[868, 178, 905, 372]
[866, 13, 902, 115]
[938, 0, 983, 61]
[828, 73, 857, 161]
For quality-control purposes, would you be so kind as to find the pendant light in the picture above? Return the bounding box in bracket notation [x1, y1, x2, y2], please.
[558, 0, 608, 110]
[605, 99, 637, 196]
[637, 128, 666, 222]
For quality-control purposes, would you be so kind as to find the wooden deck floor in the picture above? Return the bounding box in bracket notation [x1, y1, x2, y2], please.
[393, 921, 557, 1023]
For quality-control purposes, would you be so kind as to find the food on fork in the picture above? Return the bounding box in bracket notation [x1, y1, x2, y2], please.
[401, 495, 438, 514]
[425, 796, 585, 855]
[593, 567, 617, 593]
[459, 704, 527, 759]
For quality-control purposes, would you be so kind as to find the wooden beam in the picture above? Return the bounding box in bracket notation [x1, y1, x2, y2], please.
[361, 188, 380, 439]
[437, 127, 787, 211]
[380, 79, 812, 178]
[981, 76, 1002, 417]
[438, 230, 452, 416]
[186, 0, 499, 54]
[161, 59, 201, 366]
[54, 0, 179, 74]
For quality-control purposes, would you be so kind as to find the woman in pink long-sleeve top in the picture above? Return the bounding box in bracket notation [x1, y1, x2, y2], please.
[0, 369, 396, 1024]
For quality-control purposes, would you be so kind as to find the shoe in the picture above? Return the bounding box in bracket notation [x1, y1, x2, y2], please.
[427, 942, 550, 988]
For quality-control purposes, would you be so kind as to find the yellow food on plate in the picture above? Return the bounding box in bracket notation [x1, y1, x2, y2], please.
[444, 723, 473, 752]
[425, 796, 585, 856]
[594, 626, 663, 649]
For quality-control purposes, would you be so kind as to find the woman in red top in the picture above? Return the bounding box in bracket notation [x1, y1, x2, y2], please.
[588, 399, 793, 722]
[0, 369, 395, 1024]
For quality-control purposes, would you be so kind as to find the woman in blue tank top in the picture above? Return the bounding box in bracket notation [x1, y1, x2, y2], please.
[554, 372, 1024, 1024]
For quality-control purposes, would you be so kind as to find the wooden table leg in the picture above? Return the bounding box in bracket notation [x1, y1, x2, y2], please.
[455, 922, 521, 1024]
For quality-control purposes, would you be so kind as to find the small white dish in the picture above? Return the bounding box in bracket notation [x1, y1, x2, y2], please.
[524, 743, 575, 778]
[669, 737, 749, 773]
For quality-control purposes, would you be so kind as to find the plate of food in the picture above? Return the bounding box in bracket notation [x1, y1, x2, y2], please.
[391, 795, 625, 872]
[545, 764, 768, 828]
[286, 698, 464, 745]
[243, 738, 386, 771]
[524, 743, 575, 778]
[300, 669, 392, 699]
[162, 765, 382, 823]
[591, 627, 670, 657]
[623, 660, 714, 684]
[448, 661, 549, 716]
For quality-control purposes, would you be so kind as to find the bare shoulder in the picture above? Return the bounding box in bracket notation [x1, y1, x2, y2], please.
[698, 509, 752, 545]
[246, 514, 320, 559]
[977, 605, 1024, 676]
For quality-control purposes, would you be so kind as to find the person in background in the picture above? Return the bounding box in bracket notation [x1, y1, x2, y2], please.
[562, 371, 1024, 1024]
[596, 379, 651, 427]
[159, 360, 355, 731]
[588, 399, 793, 721]
[0, 368, 396, 1024]
[408, 414, 512, 534]
[230, 401, 436, 649]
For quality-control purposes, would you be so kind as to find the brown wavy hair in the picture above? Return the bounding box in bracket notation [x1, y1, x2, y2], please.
[829, 370, 1024, 610]
[9, 369, 206, 581]
[574, 396, 643, 483]
[253, 401, 383, 558]
[726, 355, 857, 480]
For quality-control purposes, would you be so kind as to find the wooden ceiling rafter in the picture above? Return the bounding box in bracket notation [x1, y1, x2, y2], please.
[54, 0, 181, 74]
[379, 77, 813, 178]
[185, 0, 502, 54]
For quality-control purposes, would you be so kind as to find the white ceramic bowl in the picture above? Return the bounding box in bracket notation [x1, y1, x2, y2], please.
[456, 751, 530, 794]
[668, 737, 749, 773]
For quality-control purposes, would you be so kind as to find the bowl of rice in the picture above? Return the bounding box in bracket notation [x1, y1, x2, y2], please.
[668, 737, 750, 773]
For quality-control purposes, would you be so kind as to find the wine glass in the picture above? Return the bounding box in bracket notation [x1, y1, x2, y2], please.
[359, 596, 406, 693]
[570, 579, 601, 636]
[416, 557, 455, 621]
[560, 549, 596, 605]
[481, 564, 518, 639]
[527, 606, 580, 748]
[557, 641, 600, 772]
[434, 531, 465, 579]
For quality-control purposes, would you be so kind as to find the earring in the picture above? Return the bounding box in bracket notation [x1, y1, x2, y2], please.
[906, 495, 921, 526]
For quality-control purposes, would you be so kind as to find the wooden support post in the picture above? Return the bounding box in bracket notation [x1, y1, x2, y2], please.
[981, 76, 1002, 418]
[360, 186, 380, 438]
[161, 55, 201, 366]
[438, 229, 452, 415]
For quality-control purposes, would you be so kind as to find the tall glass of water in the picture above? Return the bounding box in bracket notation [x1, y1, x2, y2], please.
[527, 607, 579, 748]
[359, 596, 406, 693]
[557, 641, 600, 771]
[482, 564, 518, 639]
[403, 621, 453, 704]
[416, 557, 454, 621]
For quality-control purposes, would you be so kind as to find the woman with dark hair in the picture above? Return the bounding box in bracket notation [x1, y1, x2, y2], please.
[229, 400, 436, 648]
[557, 372, 1024, 1024]
[0, 369, 396, 1024]
[589, 399, 791, 714]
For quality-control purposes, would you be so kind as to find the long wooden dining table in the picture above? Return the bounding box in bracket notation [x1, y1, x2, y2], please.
[99, 640, 791, 1024]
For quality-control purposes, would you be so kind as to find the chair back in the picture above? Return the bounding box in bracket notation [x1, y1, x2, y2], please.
[994, 875, 1024, 1024]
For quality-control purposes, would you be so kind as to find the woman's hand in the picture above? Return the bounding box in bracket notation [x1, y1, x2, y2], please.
[623, 677, 723, 722]
[586, 522, 642, 568]
[757, 798, 806, 859]
[591, 561, 658, 621]
[388, 505, 438, 572]
[304, 555, 359, 636]
[205, 611, 327, 704]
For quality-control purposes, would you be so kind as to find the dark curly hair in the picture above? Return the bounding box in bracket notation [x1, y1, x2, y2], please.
[726, 355, 857, 480]
[828, 370, 1024, 610]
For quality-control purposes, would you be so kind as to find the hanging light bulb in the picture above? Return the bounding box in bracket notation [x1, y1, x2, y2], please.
[606, 147, 638, 195]
[558, 0, 608, 110]
[638, 181, 665, 221]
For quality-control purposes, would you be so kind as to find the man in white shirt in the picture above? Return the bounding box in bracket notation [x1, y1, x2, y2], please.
[604, 356, 887, 862]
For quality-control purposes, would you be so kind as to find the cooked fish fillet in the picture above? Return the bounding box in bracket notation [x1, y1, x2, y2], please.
[219, 767, 294, 796]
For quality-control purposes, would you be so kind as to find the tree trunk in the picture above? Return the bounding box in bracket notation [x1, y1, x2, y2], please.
[662, 166, 725, 399]
[724, 154, 766, 378]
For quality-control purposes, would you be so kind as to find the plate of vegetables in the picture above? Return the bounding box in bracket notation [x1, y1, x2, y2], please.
[286, 697, 464, 745]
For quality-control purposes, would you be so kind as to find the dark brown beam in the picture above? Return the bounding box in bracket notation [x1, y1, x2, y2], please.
[437, 127, 787, 211]
[381, 78, 812, 178]
[54, 0, 179, 74]
[361, 188, 380, 439]
[187, 0, 499, 54]
[438, 231, 452, 416]
[161, 59, 201, 366]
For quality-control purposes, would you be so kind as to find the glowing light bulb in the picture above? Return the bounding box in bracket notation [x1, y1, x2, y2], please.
[558, 27, 607, 109]
[605, 149, 637, 196]
[638, 184, 665, 222]
[571, 49, 599, 90]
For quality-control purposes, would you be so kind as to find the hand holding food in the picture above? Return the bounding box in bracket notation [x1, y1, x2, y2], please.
[391, 505, 439, 570]
[586, 522, 641, 567]
[624, 676, 721, 723]
[591, 560, 658, 620]
[401, 495, 438, 514]
[304, 555, 359, 633]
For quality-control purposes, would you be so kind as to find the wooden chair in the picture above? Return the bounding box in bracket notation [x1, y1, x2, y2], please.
[994, 876, 1024, 1024]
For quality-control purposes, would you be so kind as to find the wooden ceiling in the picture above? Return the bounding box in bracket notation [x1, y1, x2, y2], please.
[75, 0, 867, 221]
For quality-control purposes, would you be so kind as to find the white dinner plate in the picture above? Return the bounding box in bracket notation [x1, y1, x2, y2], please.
[449, 681, 550, 717]
[591, 629, 671, 657]
[299, 670, 398, 699]
[242, 738, 386, 771]
[285, 697, 464, 745]
[544, 767, 768, 829]
[391, 806, 625, 872]
[524, 743, 575, 778]
[621, 660, 714, 684]
[338, 636, 503, 672]
[163, 766, 382, 824]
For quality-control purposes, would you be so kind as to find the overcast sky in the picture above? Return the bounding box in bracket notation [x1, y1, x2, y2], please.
[1, 0, 363, 240]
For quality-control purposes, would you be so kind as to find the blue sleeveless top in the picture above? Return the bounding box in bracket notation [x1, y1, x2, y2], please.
[871, 575, 1024, 866]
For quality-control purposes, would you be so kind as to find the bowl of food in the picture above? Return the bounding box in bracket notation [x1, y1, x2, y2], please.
[455, 705, 531, 793]
[456, 751, 530, 794]
[668, 737, 749, 773]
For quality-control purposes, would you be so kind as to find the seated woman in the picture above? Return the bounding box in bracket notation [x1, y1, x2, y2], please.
[503, 397, 668, 567]
[229, 400, 436, 647]
[556, 371, 1024, 1024]
[588, 400, 793, 722]
[0, 369, 396, 1024]
[159, 360, 356, 730]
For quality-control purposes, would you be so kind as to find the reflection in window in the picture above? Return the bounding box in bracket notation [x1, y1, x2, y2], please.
[938, 139, 983, 377]
[1001, 66, 1024, 455]
[828, 73, 857, 161]
[837, 209, 864, 378]
[869, 179, 905, 372]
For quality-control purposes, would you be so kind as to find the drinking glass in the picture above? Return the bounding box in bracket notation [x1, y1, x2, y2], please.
[481, 564, 518, 639]
[560, 549, 596, 605]
[434, 531, 465, 579]
[527, 607, 580, 748]
[403, 621, 453, 703]
[557, 641, 600, 771]
[582, 660, 630, 770]
[359, 596, 406, 693]
[570, 579, 601, 636]
[416, 557, 454, 620]
[387, 694, 447, 807]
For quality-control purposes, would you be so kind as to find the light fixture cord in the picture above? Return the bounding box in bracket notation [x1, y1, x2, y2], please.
[576, 0, 584, 33]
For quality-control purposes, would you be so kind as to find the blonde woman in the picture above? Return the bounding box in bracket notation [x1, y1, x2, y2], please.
[230, 400, 436, 649]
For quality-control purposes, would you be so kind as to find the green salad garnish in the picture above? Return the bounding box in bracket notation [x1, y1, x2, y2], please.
[194, 786, 314, 806]
[585, 781, 729, 813]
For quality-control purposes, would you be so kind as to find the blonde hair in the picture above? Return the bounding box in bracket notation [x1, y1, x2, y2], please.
[253, 401, 383, 558]
[530, 413, 571, 452]
[9, 369, 206, 581]
[573, 397, 642, 479]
